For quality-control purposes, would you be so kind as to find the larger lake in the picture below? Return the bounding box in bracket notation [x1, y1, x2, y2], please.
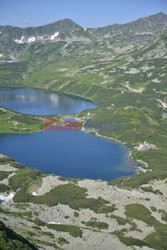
[0, 131, 135, 181]
[0, 88, 136, 181]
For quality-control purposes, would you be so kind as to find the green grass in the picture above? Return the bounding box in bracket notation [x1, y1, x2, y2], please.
[0, 171, 12, 181]
[0, 105, 44, 133]
[125, 203, 156, 226]
[82, 220, 108, 230]
[13, 183, 114, 214]
[74, 211, 79, 217]
[144, 223, 167, 250]
[140, 187, 162, 195]
[58, 237, 69, 245]
[109, 214, 131, 226]
[15, 184, 112, 213]
[47, 224, 83, 238]
[33, 218, 46, 227]
[124, 203, 167, 249]
[0, 208, 33, 219]
[161, 211, 167, 222]
[0, 183, 10, 192]
[9, 168, 42, 191]
[113, 233, 151, 248]
[0, 156, 25, 169]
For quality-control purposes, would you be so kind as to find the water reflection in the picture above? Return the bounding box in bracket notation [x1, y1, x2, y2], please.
[0, 88, 97, 115]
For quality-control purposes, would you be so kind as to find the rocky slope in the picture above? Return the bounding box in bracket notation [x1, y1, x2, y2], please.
[0, 154, 167, 249]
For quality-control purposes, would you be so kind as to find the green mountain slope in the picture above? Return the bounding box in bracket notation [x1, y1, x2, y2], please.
[0, 220, 38, 250]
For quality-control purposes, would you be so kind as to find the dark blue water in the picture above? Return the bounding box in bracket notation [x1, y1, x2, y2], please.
[0, 131, 135, 181]
[0, 88, 97, 115]
[0, 88, 137, 181]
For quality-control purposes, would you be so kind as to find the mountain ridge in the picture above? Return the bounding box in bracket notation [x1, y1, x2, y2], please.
[0, 12, 166, 43]
[0, 12, 166, 30]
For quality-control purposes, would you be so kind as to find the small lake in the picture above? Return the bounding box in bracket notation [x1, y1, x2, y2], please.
[0, 131, 136, 181]
[0, 88, 137, 181]
[0, 88, 97, 115]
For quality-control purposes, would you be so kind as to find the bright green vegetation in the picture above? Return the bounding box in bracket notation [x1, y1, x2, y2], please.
[74, 211, 79, 217]
[125, 203, 157, 226]
[58, 237, 69, 245]
[107, 214, 141, 232]
[9, 168, 42, 191]
[47, 223, 83, 238]
[0, 207, 33, 219]
[42, 231, 54, 238]
[0, 62, 27, 87]
[113, 232, 151, 248]
[0, 171, 12, 181]
[13, 183, 114, 214]
[0, 156, 24, 168]
[150, 207, 157, 212]
[0, 220, 37, 250]
[93, 105, 167, 188]
[144, 223, 167, 250]
[124, 203, 167, 249]
[13, 190, 33, 203]
[108, 214, 128, 225]
[0, 157, 25, 170]
[33, 218, 46, 227]
[58, 176, 80, 183]
[82, 220, 108, 229]
[0, 106, 44, 133]
[161, 211, 167, 222]
[108, 214, 135, 227]
[0, 183, 9, 192]
[14, 204, 27, 210]
[140, 187, 162, 195]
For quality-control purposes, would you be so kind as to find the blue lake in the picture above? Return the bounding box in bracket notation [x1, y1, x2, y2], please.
[0, 88, 137, 181]
[0, 131, 136, 181]
[0, 88, 97, 115]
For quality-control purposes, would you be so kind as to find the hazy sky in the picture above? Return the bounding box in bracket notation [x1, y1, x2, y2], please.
[0, 0, 167, 28]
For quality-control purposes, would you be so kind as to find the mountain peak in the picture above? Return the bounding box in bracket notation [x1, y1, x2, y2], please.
[44, 18, 81, 27]
[157, 12, 166, 16]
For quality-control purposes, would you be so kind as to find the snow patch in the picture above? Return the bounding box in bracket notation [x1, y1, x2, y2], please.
[37, 36, 44, 39]
[50, 32, 59, 40]
[28, 37, 36, 43]
[84, 28, 87, 31]
[0, 193, 14, 204]
[32, 192, 38, 196]
[14, 36, 25, 44]
[48, 221, 61, 224]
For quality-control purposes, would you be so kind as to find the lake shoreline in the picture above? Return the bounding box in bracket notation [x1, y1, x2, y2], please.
[0, 87, 145, 181]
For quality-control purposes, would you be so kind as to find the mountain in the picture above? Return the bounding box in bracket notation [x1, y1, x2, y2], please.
[0, 18, 92, 56]
[0, 12, 167, 59]
[0, 12, 167, 250]
[88, 12, 167, 38]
